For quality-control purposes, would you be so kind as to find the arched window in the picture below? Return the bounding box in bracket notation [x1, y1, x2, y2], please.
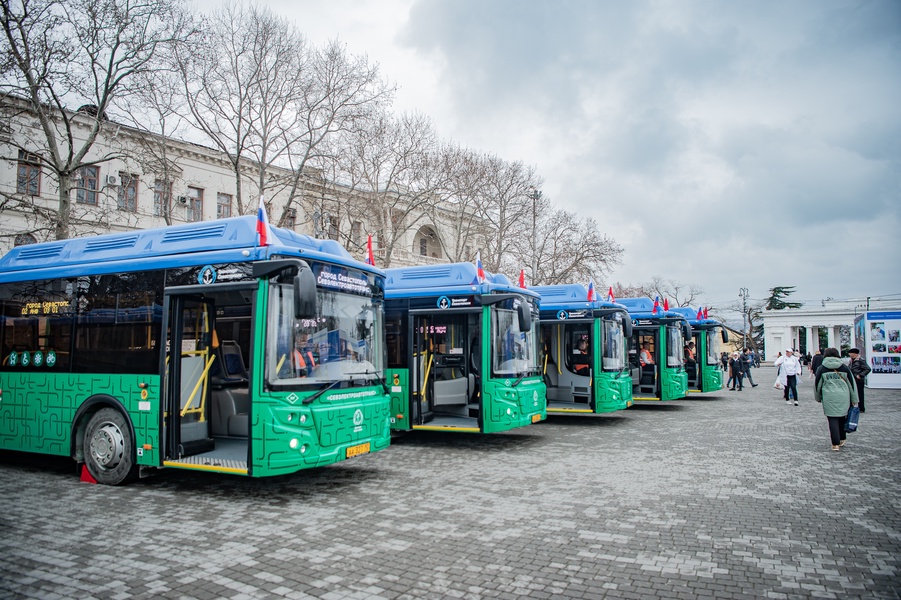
[14, 233, 37, 246]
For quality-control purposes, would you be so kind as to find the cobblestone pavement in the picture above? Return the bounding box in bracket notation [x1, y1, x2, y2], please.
[1, 366, 899, 600]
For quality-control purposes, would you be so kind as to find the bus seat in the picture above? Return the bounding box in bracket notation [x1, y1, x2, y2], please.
[433, 376, 468, 406]
[221, 341, 248, 378]
[211, 387, 250, 437]
[639, 364, 656, 392]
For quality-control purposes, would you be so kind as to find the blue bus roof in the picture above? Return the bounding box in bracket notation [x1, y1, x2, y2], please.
[385, 262, 540, 300]
[617, 297, 687, 321]
[0, 216, 383, 282]
[669, 306, 724, 327]
[530, 284, 627, 313]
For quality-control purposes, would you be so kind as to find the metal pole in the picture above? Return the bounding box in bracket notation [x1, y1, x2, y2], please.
[528, 187, 542, 284]
[739, 287, 749, 350]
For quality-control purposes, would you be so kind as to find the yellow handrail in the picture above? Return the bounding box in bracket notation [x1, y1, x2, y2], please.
[181, 354, 216, 419]
[421, 353, 434, 400]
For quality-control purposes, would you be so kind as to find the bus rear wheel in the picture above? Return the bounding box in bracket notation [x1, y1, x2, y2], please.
[84, 408, 137, 485]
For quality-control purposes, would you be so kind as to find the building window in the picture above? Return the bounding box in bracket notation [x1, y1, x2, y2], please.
[351, 221, 362, 247]
[187, 186, 203, 222]
[75, 166, 99, 205]
[420, 237, 428, 256]
[328, 215, 339, 240]
[153, 179, 171, 217]
[16, 150, 41, 196]
[216, 192, 232, 219]
[284, 207, 297, 230]
[14, 233, 37, 246]
[117, 172, 138, 212]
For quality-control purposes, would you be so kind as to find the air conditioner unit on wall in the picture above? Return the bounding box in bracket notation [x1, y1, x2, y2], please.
[176, 195, 189, 205]
[105, 174, 120, 187]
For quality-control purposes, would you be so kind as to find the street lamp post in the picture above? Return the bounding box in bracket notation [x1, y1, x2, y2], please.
[739, 287, 749, 350]
[528, 187, 542, 284]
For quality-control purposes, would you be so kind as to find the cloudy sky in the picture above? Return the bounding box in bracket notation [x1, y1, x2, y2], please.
[197, 0, 901, 310]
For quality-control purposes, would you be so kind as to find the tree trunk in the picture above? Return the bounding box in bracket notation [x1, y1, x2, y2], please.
[55, 174, 72, 240]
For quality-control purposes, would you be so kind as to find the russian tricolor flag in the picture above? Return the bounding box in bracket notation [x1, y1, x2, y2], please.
[365, 234, 375, 266]
[256, 196, 275, 246]
[587, 278, 595, 302]
[652, 295, 660, 314]
[696, 307, 704, 321]
[475, 252, 485, 283]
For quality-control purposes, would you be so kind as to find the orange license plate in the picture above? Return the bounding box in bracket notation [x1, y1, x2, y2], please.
[346, 442, 371, 459]
[531, 414, 542, 423]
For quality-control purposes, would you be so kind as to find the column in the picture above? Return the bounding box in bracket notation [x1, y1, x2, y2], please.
[810, 326, 819, 352]
[805, 327, 814, 355]
[827, 326, 836, 350]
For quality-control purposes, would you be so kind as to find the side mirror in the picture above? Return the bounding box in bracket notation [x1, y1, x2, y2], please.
[517, 301, 532, 332]
[623, 317, 633, 338]
[721, 328, 729, 343]
[294, 265, 317, 319]
[683, 322, 692, 341]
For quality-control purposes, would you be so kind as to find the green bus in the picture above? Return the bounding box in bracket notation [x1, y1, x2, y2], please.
[619, 297, 691, 401]
[0, 216, 391, 484]
[532, 284, 634, 414]
[671, 307, 728, 393]
[384, 263, 546, 433]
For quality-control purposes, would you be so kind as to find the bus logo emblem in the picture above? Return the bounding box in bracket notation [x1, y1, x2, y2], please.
[437, 296, 450, 309]
[557, 310, 568, 320]
[353, 409, 364, 426]
[198, 265, 217, 285]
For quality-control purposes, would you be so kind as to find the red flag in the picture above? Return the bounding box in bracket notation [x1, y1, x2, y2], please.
[518, 269, 526, 288]
[365, 234, 375, 266]
[607, 286, 615, 303]
[703, 307, 709, 319]
[663, 298, 669, 312]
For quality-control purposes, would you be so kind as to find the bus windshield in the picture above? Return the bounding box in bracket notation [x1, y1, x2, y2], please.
[666, 325, 684, 367]
[491, 307, 539, 377]
[602, 318, 625, 371]
[267, 283, 383, 386]
[706, 328, 721, 365]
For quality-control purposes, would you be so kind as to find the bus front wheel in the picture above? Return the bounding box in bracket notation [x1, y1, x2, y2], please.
[84, 408, 137, 485]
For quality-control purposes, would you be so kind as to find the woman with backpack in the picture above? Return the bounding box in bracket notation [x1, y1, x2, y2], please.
[814, 347, 859, 451]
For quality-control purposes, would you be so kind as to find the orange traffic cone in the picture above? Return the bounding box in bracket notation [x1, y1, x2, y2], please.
[80, 465, 97, 484]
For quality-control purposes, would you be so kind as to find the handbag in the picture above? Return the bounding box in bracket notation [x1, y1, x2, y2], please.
[773, 377, 783, 390]
[845, 405, 860, 433]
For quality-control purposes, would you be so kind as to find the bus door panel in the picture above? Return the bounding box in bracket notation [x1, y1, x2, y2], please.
[632, 330, 659, 395]
[411, 314, 431, 424]
[164, 295, 216, 458]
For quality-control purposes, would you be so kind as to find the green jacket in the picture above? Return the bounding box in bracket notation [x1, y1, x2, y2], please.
[814, 357, 859, 417]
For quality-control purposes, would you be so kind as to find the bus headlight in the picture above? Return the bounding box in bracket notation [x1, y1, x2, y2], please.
[289, 438, 299, 449]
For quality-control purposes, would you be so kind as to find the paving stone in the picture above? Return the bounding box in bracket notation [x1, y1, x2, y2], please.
[0, 366, 898, 599]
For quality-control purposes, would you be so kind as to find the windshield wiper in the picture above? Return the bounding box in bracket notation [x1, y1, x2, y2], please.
[511, 372, 529, 387]
[303, 380, 342, 404]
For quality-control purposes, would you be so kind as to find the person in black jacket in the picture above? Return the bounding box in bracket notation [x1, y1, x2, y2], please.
[729, 352, 745, 390]
[848, 348, 872, 412]
[810, 348, 824, 378]
[741, 348, 758, 387]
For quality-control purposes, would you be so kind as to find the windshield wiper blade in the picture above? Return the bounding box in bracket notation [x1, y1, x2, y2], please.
[303, 380, 342, 404]
[511, 372, 528, 387]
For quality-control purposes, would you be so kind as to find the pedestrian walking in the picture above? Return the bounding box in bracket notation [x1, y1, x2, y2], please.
[814, 347, 858, 451]
[809, 348, 823, 380]
[741, 348, 758, 387]
[848, 348, 872, 413]
[774, 348, 802, 405]
[729, 351, 744, 390]
[721, 351, 729, 372]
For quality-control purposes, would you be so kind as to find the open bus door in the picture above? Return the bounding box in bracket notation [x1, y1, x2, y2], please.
[163, 294, 217, 460]
[410, 310, 481, 431]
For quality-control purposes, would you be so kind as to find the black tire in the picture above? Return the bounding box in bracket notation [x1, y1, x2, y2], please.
[83, 408, 137, 485]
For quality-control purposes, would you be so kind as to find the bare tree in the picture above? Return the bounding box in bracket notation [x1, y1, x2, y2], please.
[337, 110, 439, 266]
[479, 156, 539, 275]
[0, 0, 195, 240]
[527, 209, 623, 286]
[281, 39, 394, 229]
[648, 276, 704, 307]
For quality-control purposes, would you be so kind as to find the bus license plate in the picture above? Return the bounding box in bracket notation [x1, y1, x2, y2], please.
[346, 442, 371, 459]
[531, 414, 541, 423]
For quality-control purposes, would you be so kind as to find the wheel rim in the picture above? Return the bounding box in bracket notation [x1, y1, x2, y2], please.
[89, 422, 125, 470]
